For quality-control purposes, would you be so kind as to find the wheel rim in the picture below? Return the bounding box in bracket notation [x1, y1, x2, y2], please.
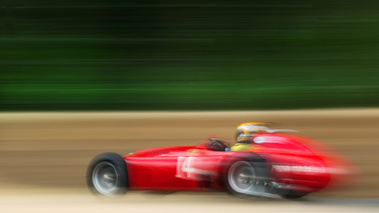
[92, 161, 119, 196]
[228, 161, 257, 194]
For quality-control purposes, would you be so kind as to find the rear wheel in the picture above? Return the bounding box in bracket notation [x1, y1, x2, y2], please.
[279, 190, 307, 199]
[225, 160, 268, 196]
[87, 153, 128, 196]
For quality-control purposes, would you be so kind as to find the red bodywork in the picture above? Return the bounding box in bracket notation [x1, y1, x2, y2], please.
[124, 132, 352, 194]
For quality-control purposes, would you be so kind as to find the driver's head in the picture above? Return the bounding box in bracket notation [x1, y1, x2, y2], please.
[231, 134, 252, 151]
[236, 134, 252, 144]
[235, 122, 270, 142]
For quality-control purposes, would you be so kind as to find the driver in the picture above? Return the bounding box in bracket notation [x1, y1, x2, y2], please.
[206, 122, 270, 151]
[230, 134, 253, 151]
[234, 122, 270, 141]
[231, 122, 270, 151]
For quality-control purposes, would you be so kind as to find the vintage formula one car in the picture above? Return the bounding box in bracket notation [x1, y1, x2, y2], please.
[87, 123, 353, 198]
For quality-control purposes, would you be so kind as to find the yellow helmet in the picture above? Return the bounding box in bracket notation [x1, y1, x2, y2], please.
[235, 122, 271, 141]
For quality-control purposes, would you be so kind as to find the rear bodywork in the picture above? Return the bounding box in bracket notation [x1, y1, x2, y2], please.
[124, 132, 352, 195]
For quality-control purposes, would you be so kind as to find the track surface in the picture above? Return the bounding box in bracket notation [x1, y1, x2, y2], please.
[1, 109, 379, 212]
[1, 191, 379, 213]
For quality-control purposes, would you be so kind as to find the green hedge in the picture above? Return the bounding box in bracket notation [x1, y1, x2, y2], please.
[1, 1, 378, 110]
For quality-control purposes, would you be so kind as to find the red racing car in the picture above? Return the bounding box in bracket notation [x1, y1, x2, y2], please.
[87, 123, 354, 198]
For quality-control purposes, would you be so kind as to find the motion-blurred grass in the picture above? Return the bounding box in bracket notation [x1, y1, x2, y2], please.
[1, 0, 378, 110]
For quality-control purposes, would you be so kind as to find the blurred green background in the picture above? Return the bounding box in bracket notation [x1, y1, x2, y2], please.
[1, 0, 378, 110]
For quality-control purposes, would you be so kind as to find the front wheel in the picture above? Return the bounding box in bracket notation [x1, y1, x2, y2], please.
[87, 153, 128, 196]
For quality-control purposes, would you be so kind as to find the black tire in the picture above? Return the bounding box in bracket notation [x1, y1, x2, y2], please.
[279, 190, 307, 199]
[224, 157, 269, 196]
[87, 152, 128, 196]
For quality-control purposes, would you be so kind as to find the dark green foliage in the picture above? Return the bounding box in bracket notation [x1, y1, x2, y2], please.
[1, 1, 378, 110]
